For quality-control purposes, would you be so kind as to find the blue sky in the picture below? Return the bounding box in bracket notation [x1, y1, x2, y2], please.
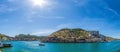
[0, 0, 120, 38]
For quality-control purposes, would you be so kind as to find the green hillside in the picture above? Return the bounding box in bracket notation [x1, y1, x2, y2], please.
[42, 28, 114, 43]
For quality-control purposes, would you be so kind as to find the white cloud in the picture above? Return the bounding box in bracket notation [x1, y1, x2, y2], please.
[56, 23, 74, 29]
[7, 0, 16, 2]
[106, 8, 119, 16]
[0, 5, 17, 13]
[23, 8, 65, 22]
[26, 16, 65, 23]
[7, 8, 17, 12]
[56, 17, 107, 30]
[25, 14, 65, 22]
[31, 29, 57, 36]
[36, 16, 65, 19]
[73, 0, 89, 7]
[27, 19, 34, 22]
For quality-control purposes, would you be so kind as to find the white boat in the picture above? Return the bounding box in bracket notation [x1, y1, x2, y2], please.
[39, 43, 45, 46]
[39, 42, 45, 46]
[0, 41, 12, 48]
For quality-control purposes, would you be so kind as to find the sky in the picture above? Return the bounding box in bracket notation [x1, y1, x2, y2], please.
[0, 0, 120, 38]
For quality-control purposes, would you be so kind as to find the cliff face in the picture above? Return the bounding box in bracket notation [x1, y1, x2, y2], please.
[42, 28, 113, 43]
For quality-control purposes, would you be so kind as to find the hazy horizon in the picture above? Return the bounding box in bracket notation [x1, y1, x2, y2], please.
[0, 0, 120, 38]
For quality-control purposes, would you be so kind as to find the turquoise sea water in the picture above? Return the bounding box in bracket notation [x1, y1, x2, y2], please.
[1, 41, 120, 52]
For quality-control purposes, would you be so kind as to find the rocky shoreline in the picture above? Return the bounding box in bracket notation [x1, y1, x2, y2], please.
[42, 37, 110, 43]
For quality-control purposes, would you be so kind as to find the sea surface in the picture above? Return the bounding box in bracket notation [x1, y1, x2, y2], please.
[1, 40, 120, 52]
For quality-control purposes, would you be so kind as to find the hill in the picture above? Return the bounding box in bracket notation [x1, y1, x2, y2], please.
[42, 28, 114, 43]
[0, 33, 10, 41]
[11, 34, 46, 41]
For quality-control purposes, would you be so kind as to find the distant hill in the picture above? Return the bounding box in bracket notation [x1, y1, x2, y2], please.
[42, 28, 114, 43]
[0, 33, 10, 41]
[10, 34, 46, 41]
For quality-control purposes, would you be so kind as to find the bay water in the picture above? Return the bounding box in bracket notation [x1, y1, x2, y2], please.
[1, 41, 120, 52]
